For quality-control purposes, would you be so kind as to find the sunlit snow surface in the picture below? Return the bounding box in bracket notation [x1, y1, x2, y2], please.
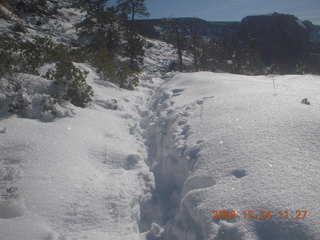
[149, 72, 320, 240]
[0, 66, 154, 240]
[0, 71, 320, 240]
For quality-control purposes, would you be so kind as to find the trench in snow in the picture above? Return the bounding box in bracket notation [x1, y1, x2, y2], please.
[136, 76, 205, 239]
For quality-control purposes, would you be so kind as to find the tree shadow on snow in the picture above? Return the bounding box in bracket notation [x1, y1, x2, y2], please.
[0, 112, 14, 121]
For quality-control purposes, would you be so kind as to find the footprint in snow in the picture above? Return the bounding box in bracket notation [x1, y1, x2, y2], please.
[171, 88, 184, 97]
[123, 154, 140, 170]
[230, 169, 247, 179]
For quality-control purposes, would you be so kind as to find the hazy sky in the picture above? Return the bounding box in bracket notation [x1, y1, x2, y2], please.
[144, 0, 320, 24]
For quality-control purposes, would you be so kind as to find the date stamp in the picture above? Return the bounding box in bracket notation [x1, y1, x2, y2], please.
[211, 210, 307, 220]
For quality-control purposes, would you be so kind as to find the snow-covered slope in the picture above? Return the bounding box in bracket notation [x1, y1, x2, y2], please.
[142, 38, 192, 73]
[1, 69, 320, 240]
[0, 2, 84, 44]
[1, 1, 319, 239]
[143, 72, 320, 240]
[0, 66, 155, 240]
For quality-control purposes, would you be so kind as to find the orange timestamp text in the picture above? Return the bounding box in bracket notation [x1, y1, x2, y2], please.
[211, 210, 307, 220]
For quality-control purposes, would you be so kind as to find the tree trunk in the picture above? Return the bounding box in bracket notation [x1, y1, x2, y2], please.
[175, 24, 183, 71]
[191, 34, 199, 72]
[131, 0, 135, 21]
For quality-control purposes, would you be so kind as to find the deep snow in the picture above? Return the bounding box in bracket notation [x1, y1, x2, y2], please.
[1, 70, 320, 240]
[143, 72, 320, 240]
[1, 2, 320, 238]
[0, 66, 155, 240]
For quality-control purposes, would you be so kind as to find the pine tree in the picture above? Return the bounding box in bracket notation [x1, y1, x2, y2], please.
[207, 39, 230, 72]
[116, 0, 149, 70]
[233, 35, 264, 75]
[117, 0, 149, 21]
[165, 18, 184, 71]
[77, 0, 120, 56]
[186, 24, 203, 72]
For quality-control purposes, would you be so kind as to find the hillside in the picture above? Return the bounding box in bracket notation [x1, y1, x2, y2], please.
[138, 16, 320, 44]
[137, 18, 239, 40]
[138, 15, 320, 74]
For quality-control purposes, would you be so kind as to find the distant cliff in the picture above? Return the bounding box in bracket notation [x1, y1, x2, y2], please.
[233, 13, 312, 72]
[138, 14, 320, 74]
[137, 18, 239, 40]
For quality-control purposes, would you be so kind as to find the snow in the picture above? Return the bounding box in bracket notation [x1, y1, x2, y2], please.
[0, 65, 154, 240]
[142, 38, 193, 73]
[296, 19, 307, 29]
[1, 5, 320, 237]
[144, 72, 320, 240]
[1, 66, 320, 240]
[0, 3, 85, 44]
[1, 48, 320, 240]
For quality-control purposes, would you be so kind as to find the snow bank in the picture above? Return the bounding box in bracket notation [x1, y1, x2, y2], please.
[1, 64, 320, 240]
[0, 65, 155, 240]
[143, 72, 320, 240]
[0, 74, 72, 121]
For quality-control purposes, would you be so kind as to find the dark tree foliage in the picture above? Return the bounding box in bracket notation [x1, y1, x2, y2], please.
[203, 39, 230, 72]
[231, 36, 265, 75]
[0, 0, 11, 5]
[0, 34, 15, 77]
[75, 0, 149, 87]
[117, 0, 149, 70]
[186, 24, 204, 72]
[46, 60, 94, 107]
[234, 13, 312, 74]
[116, 0, 149, 21]
[11, 0, 57, 17]
[77, 0, 120, 56]
[165, 18, 184, 71]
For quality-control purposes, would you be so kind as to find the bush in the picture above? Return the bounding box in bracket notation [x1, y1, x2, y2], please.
[116, 63, 139, 90]
[89, 49, 117, 81]
[0, 36, 73, 76]
[69, 46, 90, 63]
[88, 49, 138, 90]
[1, 34, 140, 91]
[46, 61, 94, 107]
[13, 37, 72, 75]
[12, 37, 53, 74]
[0, 35, 16, 77]
[12, 23, 26, 33]
[0, 74, 71, 120]
[7, 90, 31, 114]
[0, 76, 30, 115]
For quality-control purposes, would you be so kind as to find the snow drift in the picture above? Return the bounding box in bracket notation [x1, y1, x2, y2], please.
[1, 70, 320, 240]
[143, 72, 320, 240]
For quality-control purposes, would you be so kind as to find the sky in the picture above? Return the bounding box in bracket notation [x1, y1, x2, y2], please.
[144, 0, 320, 24]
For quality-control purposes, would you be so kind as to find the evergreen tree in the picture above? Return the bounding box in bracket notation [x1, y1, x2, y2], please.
[116, 0, 149, 70]
[233, 35, 264, 75]
[208, 39, 231, 72]
[116, 0, 149, 21]
[166, 18, 184, 71]
[186, 24, 203, 72]
[46, 60, 94, 107]
[77, 0, 120, 56]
